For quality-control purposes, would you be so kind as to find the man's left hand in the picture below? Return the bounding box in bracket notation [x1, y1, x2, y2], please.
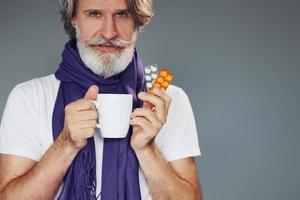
[130, 89, 172, 152]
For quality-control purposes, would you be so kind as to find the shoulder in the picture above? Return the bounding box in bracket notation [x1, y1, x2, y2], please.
[166, 85, 192, 108]
[16, 74, 59, 95]
[167, 84, 186, 98]
[0, 75, 59, 161]
[6, 74, 60, 118]
[10, 74, 60, 106]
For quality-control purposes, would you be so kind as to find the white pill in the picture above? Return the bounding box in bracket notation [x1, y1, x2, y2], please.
[145, 68, 151, 74]
[151, 74, 158, 79]
[146, 75, 152, 81]
[151, 66, 158, 72]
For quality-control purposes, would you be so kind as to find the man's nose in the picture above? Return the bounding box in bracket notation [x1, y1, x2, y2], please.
[99, 16, 117, 40]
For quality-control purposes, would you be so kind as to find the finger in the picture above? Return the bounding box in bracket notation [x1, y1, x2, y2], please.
[131, 108, 162, 130]
[65, 110, 98, 125]
[79, 120, 97, 129]
[81, 127, 95, 138]
[138, 92, 164, 109]
[143, 101, 153, 110]
[130, 117, 157, 138]
[138, 92, 166, 122]
[84, 85, 99, 100]
[76, 110, 98, 121]
[153, 88, 172, 109]
[66, 99, 96, 112]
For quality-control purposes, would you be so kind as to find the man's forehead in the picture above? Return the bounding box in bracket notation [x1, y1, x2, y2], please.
[78, 0, 129, 8]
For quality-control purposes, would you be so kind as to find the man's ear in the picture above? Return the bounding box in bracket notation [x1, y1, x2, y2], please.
[71, 19, 77, 28]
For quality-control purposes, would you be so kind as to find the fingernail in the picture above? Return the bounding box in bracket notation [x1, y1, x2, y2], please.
[91, 85, 96, 90]
[138, 92, 145, 97]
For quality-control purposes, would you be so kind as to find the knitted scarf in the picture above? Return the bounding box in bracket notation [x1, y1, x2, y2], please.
[52, 40, 145, 199]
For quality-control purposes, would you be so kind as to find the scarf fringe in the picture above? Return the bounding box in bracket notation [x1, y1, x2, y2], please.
[72, 148, 97, 199]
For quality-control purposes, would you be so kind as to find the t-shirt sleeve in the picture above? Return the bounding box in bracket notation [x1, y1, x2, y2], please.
[0, 84, 42, 161]
[155, 87, 201, 161]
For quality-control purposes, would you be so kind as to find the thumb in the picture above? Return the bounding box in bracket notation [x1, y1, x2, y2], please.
[84, 85, 99, 100]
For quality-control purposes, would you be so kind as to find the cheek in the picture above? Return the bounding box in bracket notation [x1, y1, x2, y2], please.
[116, 22, 136, 40]
[76, 21, 100, 40]
[118, 27, 135, 40]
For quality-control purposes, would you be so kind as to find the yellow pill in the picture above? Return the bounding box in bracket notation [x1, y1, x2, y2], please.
[162, 81, 169, 87]
[153, 83, 160, 88]
[161, 71, 167, 77]
[166, 75, 173, 81]
[157, 77, 164, 83]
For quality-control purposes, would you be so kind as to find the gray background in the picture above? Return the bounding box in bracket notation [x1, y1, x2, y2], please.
[0, 0, 299, 199]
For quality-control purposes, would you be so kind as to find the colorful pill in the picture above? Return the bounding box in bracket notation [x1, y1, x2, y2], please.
[157, 77, 164, 83]
[162, 81, 169, 87]
[166, 75, 173, 81]
[153, 83, 161, 88]
[161, 71, 168, 77]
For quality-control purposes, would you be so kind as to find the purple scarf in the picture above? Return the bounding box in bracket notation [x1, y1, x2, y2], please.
[52, 40, 145, 200]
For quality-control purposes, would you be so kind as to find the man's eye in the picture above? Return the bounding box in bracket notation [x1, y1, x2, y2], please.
[115, 11, 129, 18]
[89, 11, 101, 17]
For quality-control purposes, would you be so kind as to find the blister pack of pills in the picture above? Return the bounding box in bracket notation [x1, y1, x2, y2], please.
[144, 64, 174, 93]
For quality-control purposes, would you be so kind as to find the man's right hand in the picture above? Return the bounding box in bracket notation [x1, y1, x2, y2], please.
[0, 85, 100, 199]
[61, 85, 99, 150]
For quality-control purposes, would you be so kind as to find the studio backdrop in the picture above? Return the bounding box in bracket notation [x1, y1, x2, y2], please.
[0, 0, 299, 200]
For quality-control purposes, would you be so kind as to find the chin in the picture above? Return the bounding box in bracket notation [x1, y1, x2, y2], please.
[100, 54, 115, 65]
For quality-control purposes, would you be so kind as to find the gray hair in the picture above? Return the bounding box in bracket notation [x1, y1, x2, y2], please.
[59, 0, 153, 39]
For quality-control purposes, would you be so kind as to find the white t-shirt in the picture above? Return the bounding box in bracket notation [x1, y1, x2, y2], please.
[0, 74, 201, 200]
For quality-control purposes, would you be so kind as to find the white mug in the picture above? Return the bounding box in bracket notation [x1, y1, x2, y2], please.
[92, 93, 133, 138]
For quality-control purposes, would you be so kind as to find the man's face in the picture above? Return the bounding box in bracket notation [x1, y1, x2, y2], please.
[72, 0, 137, 78]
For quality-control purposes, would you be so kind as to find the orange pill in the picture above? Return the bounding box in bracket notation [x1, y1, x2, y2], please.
[153, 83, 160, 88]
[166, 75, 173, 81]
[157, 77, 164, 83]
[162, 81, 169, 87]
[161, 71, 168, 77]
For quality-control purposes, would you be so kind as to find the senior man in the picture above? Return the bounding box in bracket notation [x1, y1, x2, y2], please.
[0, 0, 202, 199]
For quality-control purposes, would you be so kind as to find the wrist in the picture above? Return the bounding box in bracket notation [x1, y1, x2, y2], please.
[133, 142, 156, 157]
[56, 132, 81, 155]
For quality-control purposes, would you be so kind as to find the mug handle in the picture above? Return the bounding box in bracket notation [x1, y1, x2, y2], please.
[91, 100, 101, 129]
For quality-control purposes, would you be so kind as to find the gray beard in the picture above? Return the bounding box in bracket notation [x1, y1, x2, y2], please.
[75, 28, 136, 79]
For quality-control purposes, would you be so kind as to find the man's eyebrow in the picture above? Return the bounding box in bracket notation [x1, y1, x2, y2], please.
[83, 9, 102, 14]
[115, 9, 130, 12]
[82, 9, 130, 13]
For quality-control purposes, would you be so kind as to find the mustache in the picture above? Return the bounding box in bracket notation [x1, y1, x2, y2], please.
[86, 37, 134, 48]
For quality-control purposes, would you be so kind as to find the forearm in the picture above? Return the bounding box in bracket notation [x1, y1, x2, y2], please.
[0, 133, 79, 200]
[135, 143, 199, 200]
